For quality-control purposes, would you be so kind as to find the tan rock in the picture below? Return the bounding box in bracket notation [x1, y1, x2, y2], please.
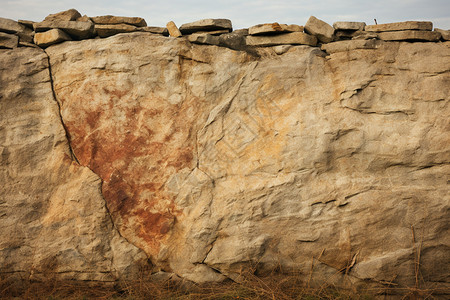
[91, 15, 147, 27]
[246, 32, 317, 46]
[249, 23, 303, 35]
[18, 19, 35, 29]
[166, 21, 181, 37]
[187, 33, 220, 45]
[333, 21, 366, 31]
[365, 21, 433, 32]
[94, 24, 137, 38]
[77, 15, 91, 22]
[0, 17, 33, 40]
[273, 44, 292, 54]
[0, 47, 147, 283]
[304, 16, 334, 43]
[179, 19, 232, 34]
[136, 26, 169, 36]
[34, 20, 95, 39]
[434, 28, 450, 40]
[191, 29, 230, 35]
[321, 39, 383, 53]
[33, 29, 71, 47]
[352, 31, 378, 40]
[0, 32, 18, 48]
[378, 30, 441, 41]
[43, 9, 82, 22]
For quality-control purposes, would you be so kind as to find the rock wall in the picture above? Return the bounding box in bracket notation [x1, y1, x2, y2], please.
[1, 10, 449, 295]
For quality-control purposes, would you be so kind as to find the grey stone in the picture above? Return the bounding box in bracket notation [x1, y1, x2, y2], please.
[179, 19, 232, 34]
[365, 21, 433, 32]
[34, 20, 95, 39]
[304, 16, 334, 43]
[33, 28, 71, 47]
[378, 30, 441, 42]
[333, 21, 366, 31]
[0, 32, 19, 48]
[91, 15, 147, 27]
[246, 32, 317, 46]
[94, 24, 137, 38]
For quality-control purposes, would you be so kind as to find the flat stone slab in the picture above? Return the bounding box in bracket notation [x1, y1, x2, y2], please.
[95, 24, 137, 38]
[44, 9, 81, 22]
[166, 21, 181, 37]
[18, 20, 34, 29]
[0, 17, 33, 35]
[321, 39, 383, 53]
[378, 30, 441, 41]
[34, 28, 71, 47]
[249, 23, 303, 35]
[187, 33, 220, 45]
[333, 22, 365, 31]
[0, 32, 19, 48]
[179, 19, 232, 34]
[365, 21, 432, 32]
[434, 28, 450, 41]
[91, 15, 147, 27]
[34, 20, 94, 39]
[137, 26, 169, 36]
[304, 16, 334, 43]
[246, 32, 317, 47]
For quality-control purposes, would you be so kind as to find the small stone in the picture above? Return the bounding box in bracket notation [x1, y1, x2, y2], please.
[34, 20, 95, 39]
[378, 30, 441, 42]
[33, 29, 71, 47]
[304, 16, 334, 43]
[246, 32, 317, 47]
[18, 20, 35, 29]
[249, 23, 303, 35]
[94, 24, 137, 38]
[18, 41, 40, 48]
[136, 26, 169, 36]
[321, 39, 383, 53]
[44, 9, 82, 22]
[187, 33, 220, 45]
[179, 19, 232, 34]
[166, 21, 181, 37]
[333, 22, 366, 31]
[365, 21, 433, 32]
[0, 32, 19, 49]
[91, 15, 147, 27]
[273, 45, 293, 55]
[434, 28, 450, 41]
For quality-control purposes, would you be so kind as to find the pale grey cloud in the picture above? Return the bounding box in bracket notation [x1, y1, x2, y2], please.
[1, 0, 449, 29]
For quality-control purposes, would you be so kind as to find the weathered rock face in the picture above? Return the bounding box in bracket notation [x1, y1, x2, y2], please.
[0, 47, 147, 283]
[1, 29, 449, 294]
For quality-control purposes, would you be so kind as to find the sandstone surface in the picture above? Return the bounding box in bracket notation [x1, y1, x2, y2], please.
[378, 30, 441, 41]
[304, 16, 334, 43]
[365, 21, 433, 32]
[246, 32, 317, 46]
[91, 15, 147, 27]
[33, 20, 94, 39]
[33, 29, 71, 47]
[43, 8, 82, 22]
[0, 47, 147, 284]
[1, 19, 449, 297]
[434, 28, 450, 40]
[166, 21, 181, 37]
[179, 19, 232, 34]
[333, 21, 366, 31]
[248, 23, 303, 35]
[95, 24, 137, 38]
[0, 32, 18, 48]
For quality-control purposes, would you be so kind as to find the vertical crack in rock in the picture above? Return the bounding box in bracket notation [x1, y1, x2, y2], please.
[43, 50, 80, 165]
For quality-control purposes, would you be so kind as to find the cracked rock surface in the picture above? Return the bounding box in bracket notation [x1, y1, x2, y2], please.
[1, 33, 449, 291]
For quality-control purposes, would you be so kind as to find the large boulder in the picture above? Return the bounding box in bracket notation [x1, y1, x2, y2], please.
[304, 16, 334, 43]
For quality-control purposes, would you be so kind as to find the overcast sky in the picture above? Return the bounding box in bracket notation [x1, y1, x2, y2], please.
[2, 0, 449, 30]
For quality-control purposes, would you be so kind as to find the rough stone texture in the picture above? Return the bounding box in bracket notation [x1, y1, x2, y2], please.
[333, 21, 366, 31]
[34, 20, 95, 39]
[249, 23, 303, 35]
[378, 30, 441, 42]
[91, 15, 147, 27]
[33, 29, 71, 48]
[273, 44, 293, 55]
[321, 39, 383, 53]
[0, 17, 34, 35]
[218, 30, 249, 52]
[0, 47, 147, 283]
[435, 28, 450, 41]
[0, 32, 19, 49]
[18, 19, 35, 29]
[179, 19, 232, 34]
[43, 9, 82, 22]
[351, 31, 378, 40]
[304, 16, 334, 43]
[365, 21, 433, 32]
[166, 21, 181, 37]
[246, 32, 317, 46]
[136, 26, 169, 36]
[2, 30, 450, 295]
[95, 24, 137, 38]
[187, 33, 219, 45]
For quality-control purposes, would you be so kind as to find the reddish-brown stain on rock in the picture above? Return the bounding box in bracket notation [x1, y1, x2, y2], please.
[59, 80, 201, 257]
